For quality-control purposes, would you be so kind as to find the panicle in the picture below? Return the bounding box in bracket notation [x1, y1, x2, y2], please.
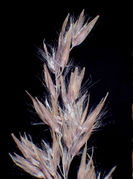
[10, 9, 116, 179]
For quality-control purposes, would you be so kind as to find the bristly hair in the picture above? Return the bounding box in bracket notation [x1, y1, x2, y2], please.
[10, 9, 116, 179]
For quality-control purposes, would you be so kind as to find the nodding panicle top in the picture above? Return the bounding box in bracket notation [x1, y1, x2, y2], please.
[43, 9, 99, 75]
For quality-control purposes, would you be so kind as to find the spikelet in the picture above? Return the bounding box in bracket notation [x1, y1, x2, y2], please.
[10, 134, 61, 178]
[77, 144, 116, 179]
[10, 10, 116, 179]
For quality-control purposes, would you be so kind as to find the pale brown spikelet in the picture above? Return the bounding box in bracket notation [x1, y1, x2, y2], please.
[72, 13, 100, 48]
[10, 10, 116, 179]
[60, 25, 72, 72]
[67, 67, 83, 102]
[55, 13, 70, 64]
[52, 131, 60, 170]
[82, 93, 109, 134]
[73, 9, 85, 35]
[44, 64, 56, 98]
[77, 144, 87, 179]
[77, 145, 96, 179]
[10, 134, 62, 179]
[77, 145, 116, 179]
[81, 94, 90, 124]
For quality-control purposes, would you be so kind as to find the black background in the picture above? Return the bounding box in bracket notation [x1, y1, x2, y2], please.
[7, 4, 132, 179]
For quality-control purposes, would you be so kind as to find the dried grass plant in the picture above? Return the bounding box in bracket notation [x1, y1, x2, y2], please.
[10, 10, 116, 179]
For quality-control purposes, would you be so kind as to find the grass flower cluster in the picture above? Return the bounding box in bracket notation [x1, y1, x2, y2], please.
[10, 10, 115, 179]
